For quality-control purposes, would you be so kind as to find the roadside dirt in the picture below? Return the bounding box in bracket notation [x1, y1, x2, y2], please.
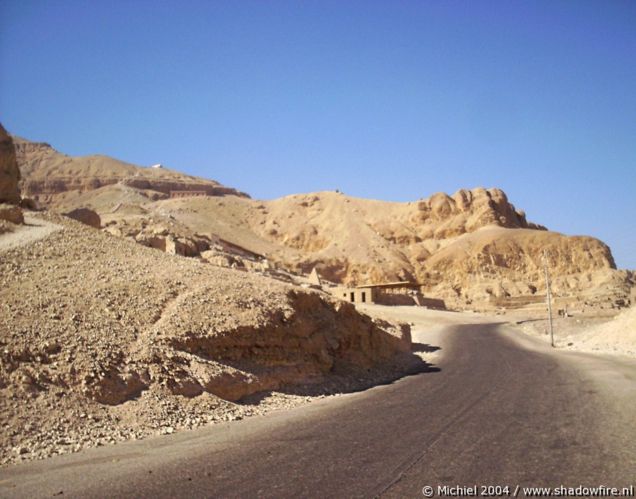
[0, 214, 61, 253]
[511, 307, 636, 358]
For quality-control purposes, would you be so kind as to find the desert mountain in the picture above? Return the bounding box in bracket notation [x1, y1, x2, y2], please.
[13, 137, 248, 205]
[15, 136, 633, 311]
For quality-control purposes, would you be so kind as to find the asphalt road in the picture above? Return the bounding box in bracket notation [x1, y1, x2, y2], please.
[2, 310, 635, 498]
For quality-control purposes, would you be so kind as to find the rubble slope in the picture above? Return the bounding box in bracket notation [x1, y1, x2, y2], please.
[0, 213, 415, 465]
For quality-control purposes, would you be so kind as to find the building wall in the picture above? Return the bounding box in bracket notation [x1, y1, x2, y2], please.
[332, 287, 376, 304]
[330, 286, 445, 309]
[374, 292, 415, 306]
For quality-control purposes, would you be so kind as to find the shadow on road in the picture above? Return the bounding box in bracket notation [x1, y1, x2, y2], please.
[238, 349, 441, 405]
[412, 342, 441, 353]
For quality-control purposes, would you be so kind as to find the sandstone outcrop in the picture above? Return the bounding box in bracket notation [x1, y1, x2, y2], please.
[0, 124, 21, 205]
[417, 226, 621, 309]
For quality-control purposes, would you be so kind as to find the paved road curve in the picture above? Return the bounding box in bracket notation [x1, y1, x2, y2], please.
[2, 311, 635, 498]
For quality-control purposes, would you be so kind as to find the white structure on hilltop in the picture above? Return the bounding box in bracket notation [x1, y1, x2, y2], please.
[151, 163, 163, 169]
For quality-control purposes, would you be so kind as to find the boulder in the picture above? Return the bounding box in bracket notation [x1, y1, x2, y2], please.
[19, 198, 40, 211]
[63, 208, 101, 229]
[0, 203, 24, 224]
[0, 124, 21, 204]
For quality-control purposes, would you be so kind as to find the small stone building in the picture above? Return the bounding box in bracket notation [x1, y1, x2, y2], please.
[331, 281, 446, 309]
[333, 286, 376, 304]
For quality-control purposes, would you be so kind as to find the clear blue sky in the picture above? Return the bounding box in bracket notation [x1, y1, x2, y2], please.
[1, 1, 635, 268]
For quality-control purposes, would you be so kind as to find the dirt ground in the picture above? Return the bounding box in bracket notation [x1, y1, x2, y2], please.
[508, 307, 636, 358]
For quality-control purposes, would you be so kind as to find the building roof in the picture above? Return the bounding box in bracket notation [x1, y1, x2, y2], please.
[355, 281, 422, 289]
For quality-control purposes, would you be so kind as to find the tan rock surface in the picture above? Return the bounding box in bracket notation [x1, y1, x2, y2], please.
[15, 137, 629, 310]
[0, 124, 21, 205]
[142, 191, 626, 310]
[13, 137, 248, 205]
[0, 213, 417, 465]
[0, 204, 24, 225]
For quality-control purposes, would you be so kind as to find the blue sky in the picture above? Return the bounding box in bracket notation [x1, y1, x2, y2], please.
[1, 1, 635, 268]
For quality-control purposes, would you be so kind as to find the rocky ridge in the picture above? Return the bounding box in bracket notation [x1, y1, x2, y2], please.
[13, 134, 631, 311]
[13, 137, 249, 204]
[0, 123, 24, 234]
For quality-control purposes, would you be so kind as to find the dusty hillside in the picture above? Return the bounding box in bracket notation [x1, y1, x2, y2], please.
[15, 137, 630, 310]
[13, 137, 248, 205]
[0, 212, 417, 465]
[143, 191, 626, 310]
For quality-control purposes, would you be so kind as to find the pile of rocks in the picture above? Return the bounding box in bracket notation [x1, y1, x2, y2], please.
[0, 212, 416, 465]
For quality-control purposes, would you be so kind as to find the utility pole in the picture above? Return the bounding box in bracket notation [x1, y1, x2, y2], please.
[542, 250, 555, 347]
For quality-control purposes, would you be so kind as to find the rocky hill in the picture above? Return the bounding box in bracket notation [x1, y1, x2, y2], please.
[13, 137, 248, 205]
[0, 212, 416, 465]
[14, 136, 632, 311]
[0, 124, 25, 232]
[0, 125, 21, 205]
[134, 191, 627, 310]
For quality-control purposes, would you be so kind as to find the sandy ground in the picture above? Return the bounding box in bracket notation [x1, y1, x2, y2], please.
[509, 307, 636, 358]
[361, 302, 636, 361]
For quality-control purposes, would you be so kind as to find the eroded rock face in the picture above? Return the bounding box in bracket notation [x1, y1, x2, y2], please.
[0, 124, 21, 205]
[418, 226, 622, 309]
[164, 291, 411, 401]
